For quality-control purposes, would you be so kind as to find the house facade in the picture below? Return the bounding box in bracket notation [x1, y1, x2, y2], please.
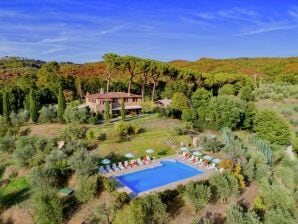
[85, 91, 142, 114]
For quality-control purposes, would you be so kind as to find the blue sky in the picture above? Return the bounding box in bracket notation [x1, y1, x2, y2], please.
[1, 0, 298, 63]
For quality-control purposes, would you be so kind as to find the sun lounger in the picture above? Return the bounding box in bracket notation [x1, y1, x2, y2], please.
[130, 160, 137, 167]
[105, 165, 112, 172]
[195, 158, 203, 165]
[124, 161, 130, 168]
[146, 155, 151, 163]
[118, 162, 125, 170]
[99, 166, 107, 174]
[192, 156, 198, 163]
[112, 163, 119, 171]
[137, 158, 144, 166]
[208, 163, 216, 170]
[178, 152, 186, 158]
[183, 153, 190, 160]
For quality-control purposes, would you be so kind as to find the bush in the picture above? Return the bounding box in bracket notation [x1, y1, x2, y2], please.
[184, 182, 211, 212]
[75, 175, 97, 203]
[293, 106, 298, 112]
[280, 109, 293, 117]
[253, 110, 291, 145]
[218, 84, 235, 95]
[140, 101, 157, 113]
[69, 148, 97, 176]
[103, 177, 117, 192]
[38, 105, 57, 123]
[181, 109, 197, 122]
[64, 102, 96, 124]
[114, 121, 142, 139]
[239, 86, 254, 101]
[173, 125, 187, 135]
[209, 172, 239, 203]
[0, 135, 15, 152]
[114, 192, 130, 209]
[32, 188, 63, 224]
[61, 124, 86, 141]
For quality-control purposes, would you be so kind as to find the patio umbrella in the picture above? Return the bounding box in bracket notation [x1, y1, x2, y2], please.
[180, 146, 189, 151]
[101, 159, 111, 165]
[192, 151, 203, 156]
[203, 155, 214, 161]
[125, 153, 135, 159]
[212, 158, 222, 164]
[145, 149, 154, 154]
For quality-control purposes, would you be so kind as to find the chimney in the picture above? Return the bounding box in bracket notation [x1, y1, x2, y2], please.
[100, 88, 104, 94]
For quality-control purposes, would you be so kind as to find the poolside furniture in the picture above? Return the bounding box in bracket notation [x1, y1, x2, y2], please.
[183, 153, 190, 160]
[99, 166, 107, 174]
[105, 165, 112, 172]
[146, 155, 152, 163]
[202, 160, 209, 167]
[178, 152, 186, 158]
[195, 158, 203, 165]
[192, 156, 198, 163]
[118, 162, 125, 170]
[101, 158, 111, 165]
[137, 158, 144, 166]
[124, 161, 130, 168]
[188, 155, 194, 162]
[208, 163, 216, 170]
[112, 163, 119, 171]
[130, 160, 138, 167]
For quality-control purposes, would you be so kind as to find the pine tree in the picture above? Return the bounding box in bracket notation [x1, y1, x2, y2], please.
[2, 91, 10, 124]
[29, 89, 38, 122]
[57, 85, 65, 122]
[104, 101, 110, 123]
[121, 98, 126, 121]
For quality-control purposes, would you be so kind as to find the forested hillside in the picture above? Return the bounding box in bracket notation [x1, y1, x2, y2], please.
[170, 57, 298, 83]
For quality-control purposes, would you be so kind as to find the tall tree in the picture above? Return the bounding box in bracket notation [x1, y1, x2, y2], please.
[103, 53, 120, 93]
[2, 91, 10, 124]
[36, 62, 61, 96]
[57, 85, 66, 122]
[121, 98, 126, 121]
[137, 59, 151, 101]
[29, 89, 38, 122]
[104, 101, 110, 123]
[149, 61, 169, 101]
[122, 56, 142, 94]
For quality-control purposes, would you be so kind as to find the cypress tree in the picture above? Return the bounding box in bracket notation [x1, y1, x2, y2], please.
[2, 91, 10, 123]
[57, 85, 65, 122]
[104, 100, 110, 123]
[121, 98, 126, 121]
[29, 89, 38, 122]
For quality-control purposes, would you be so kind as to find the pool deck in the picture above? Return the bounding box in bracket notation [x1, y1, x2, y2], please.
[105, 155, 214, 198]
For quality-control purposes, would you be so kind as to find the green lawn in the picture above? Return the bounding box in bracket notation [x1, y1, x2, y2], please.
[0, 176, 30, 208]
[93, 116, 192, 161]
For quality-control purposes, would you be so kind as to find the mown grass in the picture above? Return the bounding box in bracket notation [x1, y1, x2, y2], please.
[0, 176, 30, 208]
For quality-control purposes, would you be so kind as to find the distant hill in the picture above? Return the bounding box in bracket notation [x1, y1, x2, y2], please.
[1, 56, 297, 83]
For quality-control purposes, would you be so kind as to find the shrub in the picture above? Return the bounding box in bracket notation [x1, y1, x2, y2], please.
[209, 172, 239, 203]
[293, 106, 298, 112]
[227, 205, 261, 224]
[32, 188, 63, 224]
[114, 192, 130, 209]
[218, 84, 235, 95]
[0, 135, 15, 152]
[191, 87, 212, 108]
[61, 124, 85, 141]
[184, 182, 211, 212]
[69, 148, 97, 176]
[253, 110, 290, 145]
[103, 177, 117, 192]
[181, 109, 197, 122]
[173, 125, 187, 135]
[75, 175, 97, 203]
[280, 109, 293, 117]
[239, 86, 254, 101]
[140, 101, 157, 113]
[38, 105, 57, 123]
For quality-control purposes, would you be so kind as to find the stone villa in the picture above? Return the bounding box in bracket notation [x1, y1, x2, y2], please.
[85, 90, 142, 114]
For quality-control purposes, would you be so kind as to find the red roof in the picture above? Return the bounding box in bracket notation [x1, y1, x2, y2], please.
[87, 92, 141, 99]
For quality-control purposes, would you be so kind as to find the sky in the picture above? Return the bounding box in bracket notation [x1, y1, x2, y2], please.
[1, 0, 298, 63]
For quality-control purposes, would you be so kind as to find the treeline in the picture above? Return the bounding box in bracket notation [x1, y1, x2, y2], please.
[0, 54, 253, 115]
[170, 57, 298, 84]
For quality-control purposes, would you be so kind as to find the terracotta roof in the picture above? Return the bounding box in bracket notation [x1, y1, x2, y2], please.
[87, 92, 141, 99]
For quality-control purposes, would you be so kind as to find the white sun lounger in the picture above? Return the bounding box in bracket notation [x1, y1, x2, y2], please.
[195, 159, 203, 165]
[124, 161, 130, 168]
[112, 163, 119, 171]
[178, 152, 186, 158]
[137, 158, 144, 166]
[118, 162, 125, 170]
[105, 165, 112, 172]
[99, 166, 107, 174]
[208, 163, 216, 170]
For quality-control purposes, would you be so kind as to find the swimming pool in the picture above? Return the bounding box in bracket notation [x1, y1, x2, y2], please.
[116, 160, 204, 194]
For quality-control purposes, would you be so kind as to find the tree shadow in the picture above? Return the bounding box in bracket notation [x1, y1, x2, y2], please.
[0, 187, 31, 209]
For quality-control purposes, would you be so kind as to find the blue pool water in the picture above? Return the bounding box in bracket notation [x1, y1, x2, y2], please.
[116, 160, 204, 194]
